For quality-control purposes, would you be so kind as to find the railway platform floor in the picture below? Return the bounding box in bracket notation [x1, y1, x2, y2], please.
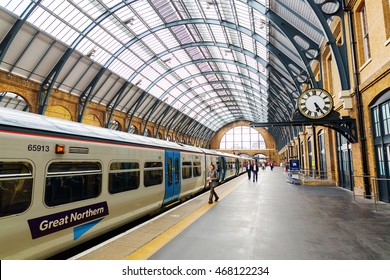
[73, 168, 390, 260]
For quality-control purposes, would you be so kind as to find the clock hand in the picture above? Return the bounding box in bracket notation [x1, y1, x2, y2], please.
[314, 102, 324, 113]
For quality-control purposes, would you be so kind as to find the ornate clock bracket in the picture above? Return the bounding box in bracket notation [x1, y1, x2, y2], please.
[251, 110, 358, 143]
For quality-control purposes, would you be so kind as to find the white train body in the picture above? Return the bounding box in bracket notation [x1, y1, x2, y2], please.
[0, 108, 244, 259]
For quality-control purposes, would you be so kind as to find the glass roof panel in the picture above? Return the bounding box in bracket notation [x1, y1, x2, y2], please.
[3, 0, 339, 133]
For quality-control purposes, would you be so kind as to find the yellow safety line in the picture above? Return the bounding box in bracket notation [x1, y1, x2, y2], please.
[125, 179, 242, 260]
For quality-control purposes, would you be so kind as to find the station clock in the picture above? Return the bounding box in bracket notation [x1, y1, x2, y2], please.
[297, 88, 334, 119]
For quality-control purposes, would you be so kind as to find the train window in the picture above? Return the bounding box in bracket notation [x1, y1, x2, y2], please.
[175, 158, 180, 184]
[144, 162, 163, 187]
[193, 161, 202, 177]
[109, 162, 140, 194]
[182, 161, 192, 179]
[45, 162, 101, 207]
[167, 158, 172, 185]
[0, 162, 33, 217]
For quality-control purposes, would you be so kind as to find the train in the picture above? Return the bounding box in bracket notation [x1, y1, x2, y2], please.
[0, 107, 246, 259]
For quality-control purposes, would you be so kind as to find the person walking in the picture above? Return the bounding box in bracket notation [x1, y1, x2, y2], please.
[252, 160, 258, 182]
[207, 164, 219, 204]
[246, 161, 251, 180]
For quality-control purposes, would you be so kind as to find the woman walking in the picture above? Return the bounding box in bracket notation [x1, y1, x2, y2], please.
[207, 164, 219, 204]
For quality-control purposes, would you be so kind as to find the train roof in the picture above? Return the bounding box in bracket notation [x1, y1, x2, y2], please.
[0, 107, 204, 153]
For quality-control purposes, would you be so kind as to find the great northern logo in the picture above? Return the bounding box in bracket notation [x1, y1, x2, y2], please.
[27, 202, 109, 239]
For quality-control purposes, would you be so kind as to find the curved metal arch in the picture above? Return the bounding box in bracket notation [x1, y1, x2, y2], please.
[103, 18, 267, 72]
[141, 79, 265, 134]
[106, 40, 266, 111]
[268, 43, 304, 93]
[154, 103, 227, 136]
[179, 89, 266, 117]
[268, 68, 297, 105]
[127, 58, 268, 129]
[143, 58, 268, 93]
[145, 69, 266, 110]
[119, 41, 268, 87]
[268, 67, 297, 95]
[304, 0, 350, 90]
[88, 17, 270, 122]
[149, 71, 269, 134]
[107, 40, 269, 123]
[268, 87, 294, 117]
[267, 11, 321, 89]
[36, 0, 138, 114]
[165, 99, 263, 134]
[0, 0, 42, 62]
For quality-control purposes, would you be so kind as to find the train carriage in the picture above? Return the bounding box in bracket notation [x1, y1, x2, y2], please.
[0, 108, 244, 259]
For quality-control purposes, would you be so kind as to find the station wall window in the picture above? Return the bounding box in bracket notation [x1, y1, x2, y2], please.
[370, 91, 390, 202]
[45, 162, 101, 207]
[0, 162, 33, 217]
[0, 92, 30, 111]
[356, 2, 371, 66]
[144, 162, 163, 187]
[219, 126, 266, 150]
[109, 162, 140, 194]
[318, 130, 327, 179]
[383, 0, 390, 40]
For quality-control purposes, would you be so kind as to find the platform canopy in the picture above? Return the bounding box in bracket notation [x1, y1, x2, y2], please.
[0, 0, 348, 145]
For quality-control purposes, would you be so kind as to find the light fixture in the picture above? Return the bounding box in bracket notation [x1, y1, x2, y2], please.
[161, 57, 172, 64]
[123, 17, 135, 25]
[86, 48, 96, 58]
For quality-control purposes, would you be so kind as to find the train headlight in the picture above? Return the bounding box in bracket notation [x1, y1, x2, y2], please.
[55, 144, 65, 154]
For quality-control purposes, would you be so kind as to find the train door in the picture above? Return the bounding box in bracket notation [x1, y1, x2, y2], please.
[218, 156, 226, 181]
[163, 151, 181, 205]
[235, 158, 240, 175]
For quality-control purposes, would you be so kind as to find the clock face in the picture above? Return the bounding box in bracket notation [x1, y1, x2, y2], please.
[297, 88, 333, 119]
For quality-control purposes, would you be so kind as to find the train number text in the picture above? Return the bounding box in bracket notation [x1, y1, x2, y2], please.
[27, 144, 50, 152]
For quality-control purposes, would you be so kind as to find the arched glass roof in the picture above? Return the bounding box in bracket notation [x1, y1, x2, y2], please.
[0, 0, 348, 145]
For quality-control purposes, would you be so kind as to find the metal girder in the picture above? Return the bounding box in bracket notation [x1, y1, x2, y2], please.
[0, 1, 41, 62]
[267, 43, 303, 92]
[268, 77, 296, 106]
[268, 64, 296, 92]
[105, 18, 267, 72]
[35, 0, 137, 114]
[105, 81, 130, 127]
[132, 68, 268, 133]
[251, 112, 358, 143]
[144, 58, 268, 92]
[148, 85, 266, 130]
[77, 67, 106, 122]
[268, 86, 294, 115]
[305, 0, 350, 90]
[241, 0, 267, 14]
[108, 40, 267, 107]
[132, 58, 268, 125]
[38, 48, 73, 114]
[153, 70, 267, 111]
[142, 86, 264, 136]
[107, 39, 268, 121]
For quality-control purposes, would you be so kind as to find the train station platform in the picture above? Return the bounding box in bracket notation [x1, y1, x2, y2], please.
[73, 168, 390, 260]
